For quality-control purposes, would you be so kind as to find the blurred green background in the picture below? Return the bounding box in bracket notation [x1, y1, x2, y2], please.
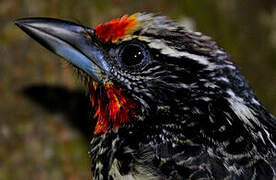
[1, 0, 276, 179]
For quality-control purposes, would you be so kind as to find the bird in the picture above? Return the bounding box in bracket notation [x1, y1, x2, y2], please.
[15, 13, 276, 179]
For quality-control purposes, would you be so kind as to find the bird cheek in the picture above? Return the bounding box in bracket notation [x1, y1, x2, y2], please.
[89, 81, 137, 135]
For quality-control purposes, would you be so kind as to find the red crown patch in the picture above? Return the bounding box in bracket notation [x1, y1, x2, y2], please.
[94, 14, 139, 42]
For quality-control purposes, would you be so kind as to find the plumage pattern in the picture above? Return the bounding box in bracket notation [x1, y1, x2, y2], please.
[15, 13, 276, 180]
[89, 13, 276, 179]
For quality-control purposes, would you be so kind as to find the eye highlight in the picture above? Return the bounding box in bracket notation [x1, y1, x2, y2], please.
[121, 45, 144, 66]
[119, 41, 150, 68]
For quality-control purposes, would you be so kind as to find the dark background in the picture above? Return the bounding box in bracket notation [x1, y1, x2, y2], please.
[1, 0, 276, 179]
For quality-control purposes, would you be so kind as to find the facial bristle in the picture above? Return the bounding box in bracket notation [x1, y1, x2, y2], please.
[94, 13, 139, 42]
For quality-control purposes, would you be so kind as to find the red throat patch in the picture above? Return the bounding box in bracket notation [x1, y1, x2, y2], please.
[89, 80, 136, 135]
[94, 14, 139, 42]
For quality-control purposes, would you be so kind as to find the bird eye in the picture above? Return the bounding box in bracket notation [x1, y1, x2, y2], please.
[120, 44, 146, 66]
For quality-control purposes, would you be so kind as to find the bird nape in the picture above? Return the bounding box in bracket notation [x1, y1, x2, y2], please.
[15, 13, 276, 179]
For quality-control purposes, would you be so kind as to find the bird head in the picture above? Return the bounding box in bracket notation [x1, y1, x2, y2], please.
[15, 13, 276, 155]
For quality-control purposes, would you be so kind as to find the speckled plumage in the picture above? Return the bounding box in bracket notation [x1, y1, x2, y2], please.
[15, 13, 276, 180]
[89, 13, 276, 180]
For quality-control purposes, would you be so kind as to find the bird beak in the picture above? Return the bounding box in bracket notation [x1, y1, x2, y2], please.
[14, 17, 110, 82]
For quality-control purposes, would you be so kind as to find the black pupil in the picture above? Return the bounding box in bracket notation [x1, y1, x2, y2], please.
[121, 45, 144, 66]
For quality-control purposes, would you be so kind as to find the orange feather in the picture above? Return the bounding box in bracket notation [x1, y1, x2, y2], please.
[94, 14, 139, 42]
